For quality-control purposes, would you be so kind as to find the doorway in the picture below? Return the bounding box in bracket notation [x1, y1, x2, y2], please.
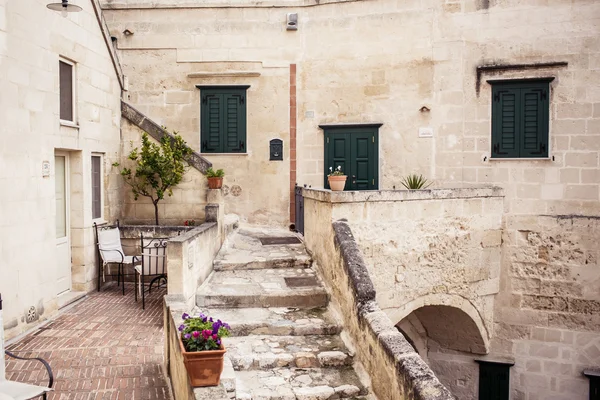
[55, 152, 71, 295]
[322, 124, 380, 190]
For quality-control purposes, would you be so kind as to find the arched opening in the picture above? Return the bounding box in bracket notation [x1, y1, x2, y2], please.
[395, 304, 487, 399]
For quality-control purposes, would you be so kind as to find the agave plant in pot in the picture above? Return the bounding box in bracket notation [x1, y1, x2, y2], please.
[327, 165, 347, 191]
[178, 313, 231, 387]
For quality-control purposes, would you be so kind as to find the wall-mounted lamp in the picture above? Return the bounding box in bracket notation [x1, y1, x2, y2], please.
[47, 0, 82, 17]
[419, 106, 431, 113]
[123, 29, 134, 36]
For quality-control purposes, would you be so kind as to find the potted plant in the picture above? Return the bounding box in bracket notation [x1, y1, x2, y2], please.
[178, 313, 231, 387]
[205, 167, 225, 189]
[327, 166, 347, 191]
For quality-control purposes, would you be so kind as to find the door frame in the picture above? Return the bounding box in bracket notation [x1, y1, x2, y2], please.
[55, 151, 72, 295]
[320, 123, 382, 191]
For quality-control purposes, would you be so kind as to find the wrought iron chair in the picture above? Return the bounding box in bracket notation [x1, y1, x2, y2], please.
[135, 235, 168, 310]
[94, 221, 140, 295]
[0, 294, 54, 400]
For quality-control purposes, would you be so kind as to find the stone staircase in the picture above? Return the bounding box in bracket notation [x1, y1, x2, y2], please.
[195, 226, 376, 400]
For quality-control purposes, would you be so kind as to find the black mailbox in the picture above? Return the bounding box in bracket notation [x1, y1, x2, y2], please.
[270, 139, 283, 161]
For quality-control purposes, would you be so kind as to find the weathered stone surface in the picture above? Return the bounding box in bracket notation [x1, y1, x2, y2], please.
[317, 351, 350, 367]
[334, 385, 361, 397]
[293, 386, 335, 400]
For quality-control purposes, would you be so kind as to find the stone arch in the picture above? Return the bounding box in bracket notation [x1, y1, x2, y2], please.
[385, 293, 490, 354]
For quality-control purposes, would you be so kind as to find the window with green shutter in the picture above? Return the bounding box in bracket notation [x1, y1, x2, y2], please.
[477, 360, 513, 400]
[490, 79, 551, 158]
[199, 86, 248, 153]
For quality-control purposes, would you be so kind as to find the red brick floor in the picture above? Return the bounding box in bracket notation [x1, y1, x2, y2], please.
[5, 284, 172, 400]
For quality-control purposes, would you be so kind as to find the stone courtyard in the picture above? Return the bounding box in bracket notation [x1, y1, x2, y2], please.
[4, 285, 171, 400]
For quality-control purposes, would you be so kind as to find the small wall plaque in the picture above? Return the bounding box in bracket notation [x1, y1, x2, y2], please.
[42, 161, 50, 177]
[270, 139, 283, 161]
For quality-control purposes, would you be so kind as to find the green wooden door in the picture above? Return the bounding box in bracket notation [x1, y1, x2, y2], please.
[324, 127, 378, 191]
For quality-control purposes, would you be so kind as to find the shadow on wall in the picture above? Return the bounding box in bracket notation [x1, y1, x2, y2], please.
[398, 305, 488, 355]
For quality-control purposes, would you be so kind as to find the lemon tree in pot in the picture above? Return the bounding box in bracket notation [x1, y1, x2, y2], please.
[327, 165, 347, 191]
[179, 313, 231, 387]
[206, 167, 225, 189]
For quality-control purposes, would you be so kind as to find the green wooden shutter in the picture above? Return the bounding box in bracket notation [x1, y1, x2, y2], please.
[201, 93, 223, 153]
[492, 87, 520, 158]
[350, 132, 376, 190]
[590, 376, 600, 400]
[200, 87, 248, 153]
[324, 132, 350, 189]
[223, 92, 246, 153]
[520, 86, 549, 157]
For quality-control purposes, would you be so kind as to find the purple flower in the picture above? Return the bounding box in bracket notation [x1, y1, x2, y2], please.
[199, 313, 206, 319]
[182, 313, 190, 320]
[216, 339, 221, 346]
[178, 324, 185, 332]
[209, 317, 213, 322]
[201, 316, 208, 322]
[184, 333, 191, 340]
[192, 331, 200, 338]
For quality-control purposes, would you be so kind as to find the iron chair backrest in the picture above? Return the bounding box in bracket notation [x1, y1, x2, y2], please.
[0, 294, 4, 381]
[140, 235, 168, 276]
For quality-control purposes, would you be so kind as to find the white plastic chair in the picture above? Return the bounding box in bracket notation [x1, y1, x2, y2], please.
[0, 294, 53, 400]
[94, 222, 140, 295]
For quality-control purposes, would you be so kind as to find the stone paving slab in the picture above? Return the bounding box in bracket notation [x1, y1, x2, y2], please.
[214, 227, 311, 271]
[225, 335, 352, 371]
[194, 307, 341, 337]
[5, 284, 171, 400]
[234, 367, 368, 400]
[196, 269, 328, 309]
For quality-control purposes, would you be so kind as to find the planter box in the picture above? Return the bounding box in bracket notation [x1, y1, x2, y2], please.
[178, 340, 226, 387]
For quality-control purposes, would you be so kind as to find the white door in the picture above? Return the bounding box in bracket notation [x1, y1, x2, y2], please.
[55, 154, 71, 295]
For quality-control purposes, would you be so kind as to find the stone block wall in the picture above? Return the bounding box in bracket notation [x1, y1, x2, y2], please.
[492, 215, 600, 400]
[0, 0, 123, 339]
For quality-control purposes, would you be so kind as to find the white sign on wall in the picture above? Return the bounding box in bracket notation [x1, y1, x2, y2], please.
[42, 161, 51, 177]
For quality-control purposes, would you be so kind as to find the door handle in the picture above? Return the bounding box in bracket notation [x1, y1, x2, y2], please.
[352, 175, 356, 184]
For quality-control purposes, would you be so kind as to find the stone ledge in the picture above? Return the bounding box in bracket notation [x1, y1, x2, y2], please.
[303, 187, 504, 203]
[169, 222, 218, 243]
[122, 101, 212, 174]
[101, 0, 363, 9]
[331, 219, 455, 400]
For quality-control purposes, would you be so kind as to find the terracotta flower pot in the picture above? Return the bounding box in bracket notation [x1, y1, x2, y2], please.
[207, 177, 223, 189]
[179, 340, 226, 387]
[328, 175, 347, 191]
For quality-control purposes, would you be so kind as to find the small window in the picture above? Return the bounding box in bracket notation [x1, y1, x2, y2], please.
[59, 59, 75, 122]
[477, 360, 513, 400]
[490, 79, 551, 158]
[199, 86, 248, 153]
[91, 154, 103, 220]
[584, 370, 600, 400]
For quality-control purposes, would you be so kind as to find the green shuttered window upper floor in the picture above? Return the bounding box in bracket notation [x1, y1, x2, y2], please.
[490, 79, 551, 159]
[200, 86, 248, 153]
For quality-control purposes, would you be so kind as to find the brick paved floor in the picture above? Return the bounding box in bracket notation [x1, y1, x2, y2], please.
[5, 284, 172, 400]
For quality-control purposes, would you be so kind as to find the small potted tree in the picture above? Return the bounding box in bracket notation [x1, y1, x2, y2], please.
[205, 167, 225, 189]
[327, 165, 347, 191]
[178, 312, 231, 387]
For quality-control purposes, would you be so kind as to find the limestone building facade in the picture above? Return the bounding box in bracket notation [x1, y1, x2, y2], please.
[0, 0, 123, 339]
[0, 0, 598, 399]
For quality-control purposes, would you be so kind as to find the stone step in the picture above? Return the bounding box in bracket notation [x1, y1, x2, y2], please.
[225, 335, 352, 371]
[196, 269, 329, 309]
[234, 367, 369, 400]
[213, 227, 311, 271]
[195, 307, 342, 337]
[214, 254, 312, 271]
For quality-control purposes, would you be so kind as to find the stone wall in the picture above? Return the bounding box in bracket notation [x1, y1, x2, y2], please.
[303, 187, 505, 398]
[0, 0, 123, 339]
[304, 213, 454, 399]
[492, 215, 600, 400]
